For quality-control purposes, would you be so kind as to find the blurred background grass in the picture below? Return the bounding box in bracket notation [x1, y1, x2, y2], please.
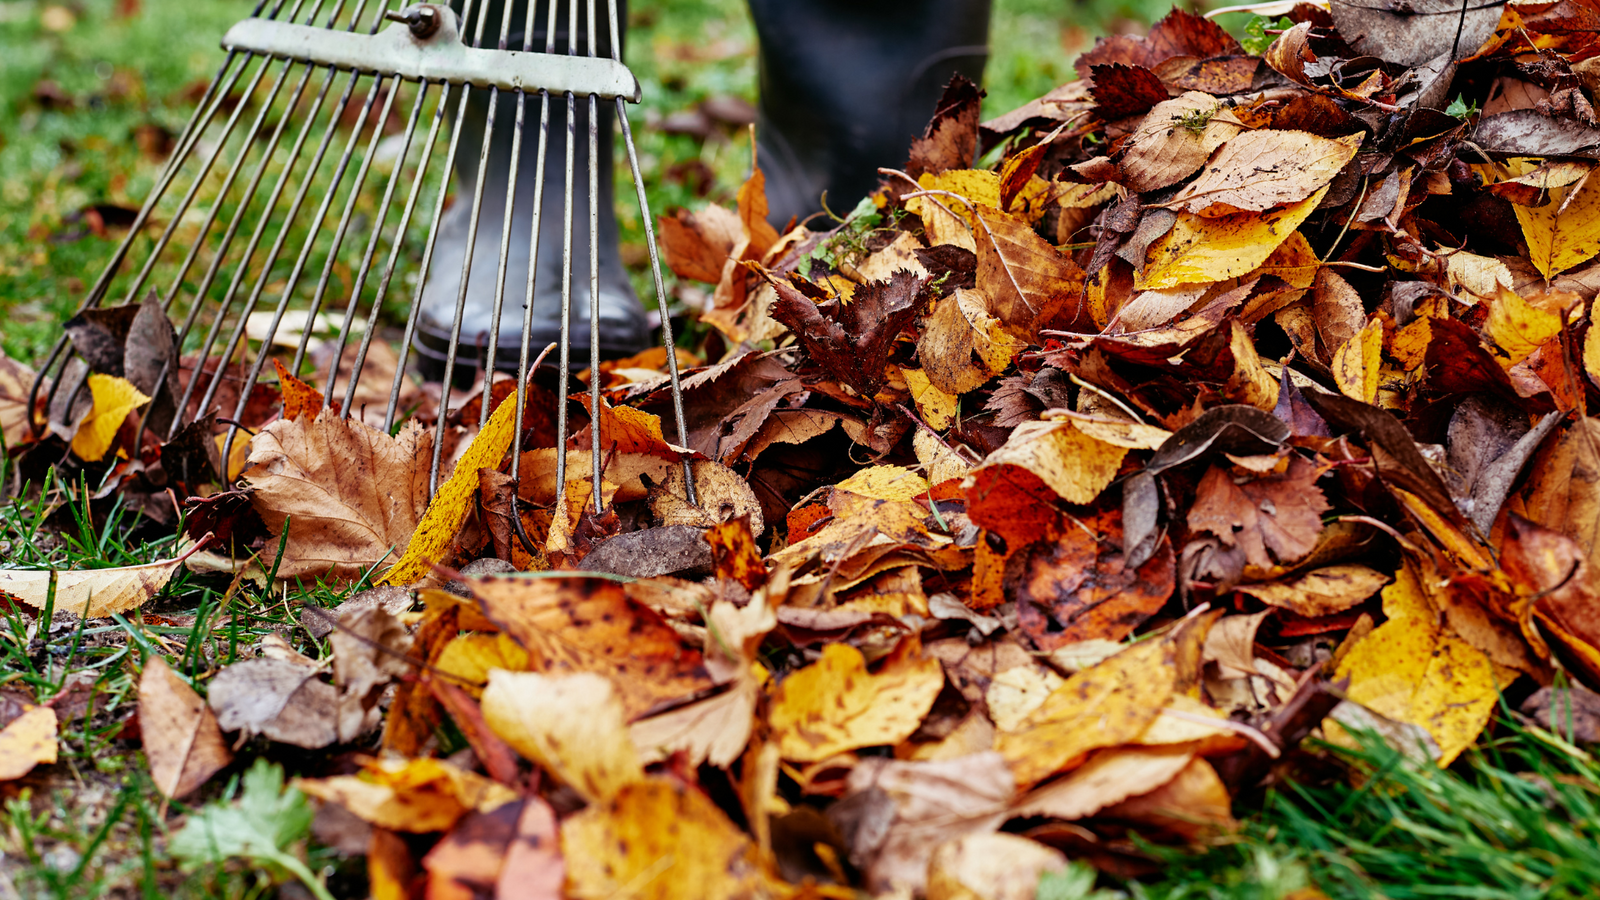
[0, 0, 1187, 365]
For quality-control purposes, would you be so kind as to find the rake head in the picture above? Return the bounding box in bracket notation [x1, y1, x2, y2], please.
[31, 0, 695, 511]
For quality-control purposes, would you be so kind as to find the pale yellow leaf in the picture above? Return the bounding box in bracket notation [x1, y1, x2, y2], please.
[836, 464, 932, 501]
[770, 641, 944, 762]
[1485, 288, 1563, 366]
[481, 670, 643, 803]
[1332, 317, 1383, 403]
[0, 707, 57, 781]
[0, 549, 190, 618]
[973, 420, 1127, 506]
[902, 366, 960, 430]
[1512, 165, 1600, 278]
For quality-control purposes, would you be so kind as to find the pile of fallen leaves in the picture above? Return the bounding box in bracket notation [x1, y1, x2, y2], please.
[7, 0, 1600, 896]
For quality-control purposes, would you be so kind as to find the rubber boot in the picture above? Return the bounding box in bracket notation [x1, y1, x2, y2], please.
[747, 0, 992, 228]
[412, 0, 648, 382]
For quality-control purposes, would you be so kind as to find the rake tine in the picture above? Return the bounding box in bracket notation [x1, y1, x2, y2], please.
[553, 0, 580, 509]
[194, 2, 393, 452]
[332, 80, 434, 417]
[30, 0, 294, 437]
[173, 0, 384, 440]
[130, 0, 327, 445]
[607, 1, 696, 504]
[221, 9, 408, 464]
[509, 0, 563, 490]
[475, 0, 527, 429]
[427, 0, 502, 493]
[586, 0, 603, 513]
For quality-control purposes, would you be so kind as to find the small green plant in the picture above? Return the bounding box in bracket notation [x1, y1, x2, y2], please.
[1242, 15, 1295, 55]
[1173, 104, 1218, 136]
[169, 760, 330, 900]
[1446, 94, 1481, 119]
[1038, 861, 1127, 900]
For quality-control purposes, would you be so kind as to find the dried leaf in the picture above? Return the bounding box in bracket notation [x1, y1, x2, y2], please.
[0, 707, 57, 781]
[917, 288, 1026, 395]
[244, 411, 431, 582]
[0, 547, 190, 617]
[208, 658, 338, 749]
[973, 420, 1128, 506]
[1510, 162, 1600, 278]
[1170, 131, 1359, 216]
[926, 833, 1068, 900]
[1138, 187, 1328, 290]
[1334, 563, 1507, 765]
[1010, 506, 1175, 648]
[0, 348, 36, 450]
[140, 657, 232, 798]
[381, 393, 518, 586]
[481, 670, 642, 803]
[71, 373, 148, 462]
[471, 576, 714, 721]
[1331, 317, 1383, 403]
[1013, 745, 1195, 821]
[295, 758, 518, 833]
[1236, 565, 1390, 617]
[769, 640, 944, 762]
[561, 778, 780, 900]
[1118, 92, 1242, 193]
[974, 206, 1087, 337]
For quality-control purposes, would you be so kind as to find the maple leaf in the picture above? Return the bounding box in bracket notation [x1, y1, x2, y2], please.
[765, 267, 929, 397]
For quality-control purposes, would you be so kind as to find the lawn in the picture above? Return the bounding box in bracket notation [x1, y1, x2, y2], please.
[3, 1, 1599, 898]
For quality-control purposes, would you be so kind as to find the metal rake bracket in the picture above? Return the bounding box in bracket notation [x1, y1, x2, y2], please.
[32, 0, 698, 525]
[222, 5, 642, 100]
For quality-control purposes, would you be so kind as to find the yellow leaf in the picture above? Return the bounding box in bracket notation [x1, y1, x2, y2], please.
[561, 778, 781, 900]
[835, 464, 931, 501]
[71, 373, 149, 462]
[918, 169, 1001, 225]
[914, 429, 973, 487]
[0, 707, 57, 781]
[1332, 317, 1383, 403]
[380, 391, 519, 586]
[973, 420, 1127, 506]
[916, 288, 1026, 395]
[1485, 288, 1562, 367]
[1333, 563, 1507, 765]
[770, 641, 944, 762]
[0, 544, 194, 617]
[1510, 164, 1600, 277]
[294, 757, 517, 833]
[1445, 251, 1515, 303]
[902, 366, 960, 430]
[432, 633, 529, 696]
[1138, 187, 1328, 290]
[996, 637, 1178, 788]
[1236, 564, 1391, 618]
[481, 670, 643, 803]
[1250, 231, 1321, 290]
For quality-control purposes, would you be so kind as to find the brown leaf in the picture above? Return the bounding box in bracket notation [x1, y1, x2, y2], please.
[706, 514, 766, 591]
[1010, 506, 1176, 648]
[658, 204, 741, 284]
[207, 657, 338, 749]
[422, 801, 522, 898]
[1236, 565, 1390, 618]
[908, 75, 983, 179]
[1186, 457, 1330, 572]
[1168, 131, 1360, 216]
[0, 347, 35, 450]
[1089, 64, 1169, 122]
[974, 207, 1087, 337]
[837, 752, 1014, 895]
[332, 603, 414, 742]
[1117, 92, 1242, 194]
[272, 358, 325, 421]
[1013, 745, 1194, 821]
[766, 268, 929, 397]
[1503, 515, 1600, 686]
[471, 576, 715, 721]
[296, 758, 517, 833]
[139, 657, 232, 798]
[244, 410, 431, 581]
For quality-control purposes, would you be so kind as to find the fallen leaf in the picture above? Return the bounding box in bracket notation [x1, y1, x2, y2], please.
[926, 833, 1068, 900]
[1331, 317, 1383, 404]
[0, 348, 35, 450]
[244, 410, 431, 582]
[1334, 563, 1507, 765]
[140, 656, 232, 798]
[561, 778, 780, 900]
[838, 752, 1015, 894]
[1137, 187, 1328, 290]
[1237, 565, 1390, 617]
[272, 358, 325, 421]
[917, 288, 1026, 395]
[769, 640, 944, 762]
[331, 603, 414, 742]
[1013, 744, 1195, 821]
[1509, 162, 1600, 278]
[1118, 92, 1242, 193]
[766, 269, 929, 397]
[380, 393, 517, 586]
[71, 373, 148, 462]
[471, 576, 715, 721]
[1186, 456, 1330, 574]
[1169, 131, 1360, 216]
[1100, 756, 1235, 840]
[294, 757, 517, 833]
[208, 657, 338, 749]
[972, 420, 1128, 506]
[996, 631, 1189, 788]
[974, 206, 1087, 336]
[480, 670, 642, 803]
[0, 543, 196, 617]
[1485, 288, 1563, 367]
[0, 706, 57, 781]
